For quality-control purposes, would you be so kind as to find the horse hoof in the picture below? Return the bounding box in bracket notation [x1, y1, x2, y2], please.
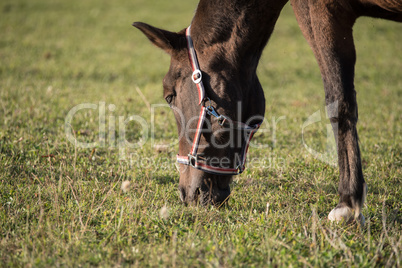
[328, 207, 365, 226]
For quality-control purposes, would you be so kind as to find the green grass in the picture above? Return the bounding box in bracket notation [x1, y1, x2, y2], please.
[1, 0, 401, 266]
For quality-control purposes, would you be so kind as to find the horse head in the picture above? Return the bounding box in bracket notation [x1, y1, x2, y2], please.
[133, 19, 267, 205]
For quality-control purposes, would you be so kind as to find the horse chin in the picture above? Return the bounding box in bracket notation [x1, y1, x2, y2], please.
[199, 185, 231, 206]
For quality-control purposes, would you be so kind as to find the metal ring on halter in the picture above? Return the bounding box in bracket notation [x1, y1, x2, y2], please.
[237, 165, 245, 174]
[191, 69, 202, 84]
[188, 154, 197, 167]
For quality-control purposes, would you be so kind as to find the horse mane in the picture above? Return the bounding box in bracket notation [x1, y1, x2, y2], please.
[192, 0, 248, 46]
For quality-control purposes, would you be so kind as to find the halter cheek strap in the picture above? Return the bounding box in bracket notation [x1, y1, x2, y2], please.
[176, 25, 262, 176]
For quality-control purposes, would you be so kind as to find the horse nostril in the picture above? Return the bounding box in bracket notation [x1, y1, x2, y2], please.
[194, 187, 201, 202]
[178, 186, 186, 202]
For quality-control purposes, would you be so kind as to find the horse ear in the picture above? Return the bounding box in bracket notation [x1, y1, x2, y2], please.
[133, 22, 183, 55]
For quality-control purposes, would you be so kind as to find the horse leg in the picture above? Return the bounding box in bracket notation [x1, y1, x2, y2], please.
[291, 0, 367, 224]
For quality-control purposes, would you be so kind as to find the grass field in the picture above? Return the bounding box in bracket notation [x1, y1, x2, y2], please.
[1, 0, 401, 266]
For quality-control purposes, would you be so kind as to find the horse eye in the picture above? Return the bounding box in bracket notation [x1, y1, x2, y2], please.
[165, 94, 174, 105]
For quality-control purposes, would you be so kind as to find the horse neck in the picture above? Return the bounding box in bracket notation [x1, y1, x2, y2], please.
[191, 0, 287, 75]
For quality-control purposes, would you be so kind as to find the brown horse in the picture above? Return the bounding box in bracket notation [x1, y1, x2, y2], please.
[133, 0, 402, 224]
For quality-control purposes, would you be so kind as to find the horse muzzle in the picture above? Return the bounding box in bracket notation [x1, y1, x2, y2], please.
[178, 171, 232, 206]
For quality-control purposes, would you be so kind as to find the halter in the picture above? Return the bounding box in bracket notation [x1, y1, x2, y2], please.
[176, 25, 262, 175]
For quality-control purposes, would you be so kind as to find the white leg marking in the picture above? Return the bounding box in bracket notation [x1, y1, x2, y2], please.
[328, 182, 367, 226]
[328, 206, 353, 223]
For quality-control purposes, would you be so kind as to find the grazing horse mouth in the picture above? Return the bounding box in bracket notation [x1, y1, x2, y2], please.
[179, 175, 233, 206]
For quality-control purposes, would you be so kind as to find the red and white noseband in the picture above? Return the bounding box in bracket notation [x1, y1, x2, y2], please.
[176, 25, 262, 175]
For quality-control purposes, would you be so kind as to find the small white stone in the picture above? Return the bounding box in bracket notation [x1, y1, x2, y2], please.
[121, 181, 131, 193]
[160, 205, 170, 220]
